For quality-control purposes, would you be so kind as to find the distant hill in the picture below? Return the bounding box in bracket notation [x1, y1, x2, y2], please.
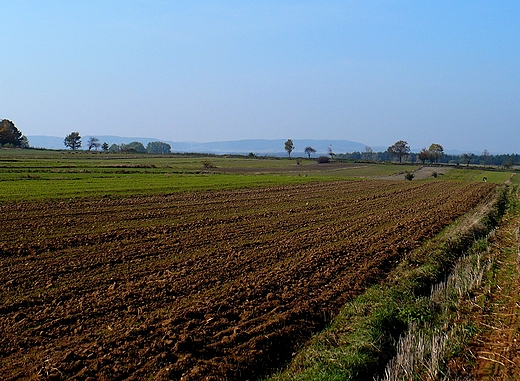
[27, 135, 482, 156]
[27, 136, 368, 156]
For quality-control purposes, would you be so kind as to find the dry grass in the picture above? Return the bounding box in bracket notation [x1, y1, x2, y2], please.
[377, 247, 493, 381]
[377, 186, 516, 381]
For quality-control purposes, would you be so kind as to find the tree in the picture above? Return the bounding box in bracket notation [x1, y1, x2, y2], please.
[64, 132, 82, 150]
[87, 137, 101, 151]
[121, 141, 146, 153]
[428, 143, 444, 163]
[19, 135, 30, 148]
[503, 158, 514, 169]
[387, 140, 410, 163]
[461, 153, 475, 166]
[0, 119, 28, 147]
[101, 142, 109, 152]
[304, 146, 316, 159]
[284, 139, 294, 157]
[147, 141, 171, 154]
[418, 148, 430, 164]
[108, 143, 120, 152]
[482, 149, 490, 165]
[363, 146, 373, 161]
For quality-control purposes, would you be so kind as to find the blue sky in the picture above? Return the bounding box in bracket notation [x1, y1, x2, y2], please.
[1, 1, 519, 153]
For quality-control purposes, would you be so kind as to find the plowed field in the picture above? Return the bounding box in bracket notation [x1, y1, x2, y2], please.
[0, 180, 496, 380]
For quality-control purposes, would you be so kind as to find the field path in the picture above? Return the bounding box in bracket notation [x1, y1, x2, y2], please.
[0, 180, 495, 380]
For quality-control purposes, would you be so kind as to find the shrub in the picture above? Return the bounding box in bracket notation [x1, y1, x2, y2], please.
[404, 171, 414, 181]
[202, 161, 216, 169]
[317, 156, 330, 164]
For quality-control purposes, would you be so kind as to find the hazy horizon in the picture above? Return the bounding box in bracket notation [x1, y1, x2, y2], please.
[27, 134, 505, 156]
[2, 2, 519, 154]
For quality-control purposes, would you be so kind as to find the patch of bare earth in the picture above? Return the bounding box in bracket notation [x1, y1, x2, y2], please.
[448, 191, 520, 380]
[0, 181, 495, 380]
[378, 166, 449, 181]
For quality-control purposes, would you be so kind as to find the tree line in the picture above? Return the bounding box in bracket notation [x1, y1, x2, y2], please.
[0, 121, 516, 168]
[284, 138, 518, 168]
[341, 142, 519, 168]
[63, 132, 172, 154]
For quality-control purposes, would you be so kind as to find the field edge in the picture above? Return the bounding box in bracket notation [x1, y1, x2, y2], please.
[267, 184, 509, 381]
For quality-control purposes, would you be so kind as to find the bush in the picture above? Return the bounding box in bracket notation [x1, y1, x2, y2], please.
[202, 161, 216, 169]
[317, 156, 330, 164]
[404, 171, 414, 181]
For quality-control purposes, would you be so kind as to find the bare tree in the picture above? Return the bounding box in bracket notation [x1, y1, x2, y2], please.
[482, 149, 490, 166]
[364, 146, 373, 161]
[461, 153, 475, 166]
[87, 137, 101, 151]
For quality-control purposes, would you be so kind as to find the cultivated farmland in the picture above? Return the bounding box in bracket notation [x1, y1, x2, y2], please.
[0, 180, 496, 380]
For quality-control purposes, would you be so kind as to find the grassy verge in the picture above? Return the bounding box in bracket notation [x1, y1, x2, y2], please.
[376, 239, 493, 380]
[378, 184, 520, 380]
[440, 184, 520, 378]
[268, 186, 510, 381]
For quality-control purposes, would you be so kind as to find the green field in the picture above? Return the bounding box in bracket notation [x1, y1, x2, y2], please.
[0, 148, 517, 202]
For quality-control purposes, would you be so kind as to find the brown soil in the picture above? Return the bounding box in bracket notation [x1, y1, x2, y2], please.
[0, 180, 495, 380]
[448, 191, 520, 380]
[212, 161, 368, 174]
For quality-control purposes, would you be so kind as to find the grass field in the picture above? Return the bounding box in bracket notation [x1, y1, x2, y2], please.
[1, 149, 517, 202]
[442, 168, 519, 184]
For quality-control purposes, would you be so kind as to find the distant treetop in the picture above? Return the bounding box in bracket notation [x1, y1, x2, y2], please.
[284, 139, 294, 157]
[0, 119, 29, 148]
[387, 140, 410, 163]
[64, 132, 82, 150]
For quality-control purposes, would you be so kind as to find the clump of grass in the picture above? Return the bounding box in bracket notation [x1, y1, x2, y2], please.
[202, 160, 217, 169]
[268, 286, 404, 381]
[377, 244, 492, 381]
[378, 324, 449, 381]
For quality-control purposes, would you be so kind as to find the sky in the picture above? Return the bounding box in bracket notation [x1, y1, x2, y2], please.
[1, 1, 519, 154]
